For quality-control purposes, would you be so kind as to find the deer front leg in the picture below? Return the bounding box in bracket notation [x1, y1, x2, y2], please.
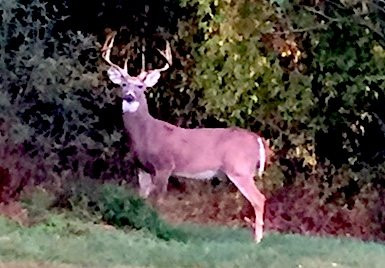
[138, 170, 155, 198]
[152, 169, 172, 197]
[138, 169, 170, 205]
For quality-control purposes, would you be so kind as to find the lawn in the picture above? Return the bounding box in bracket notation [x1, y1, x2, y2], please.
[0, 215, 384, 268]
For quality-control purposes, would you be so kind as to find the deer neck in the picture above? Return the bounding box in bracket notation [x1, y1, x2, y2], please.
[122, 99, 156, 144]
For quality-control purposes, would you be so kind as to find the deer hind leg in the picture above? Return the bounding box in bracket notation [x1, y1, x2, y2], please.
[227, 174, 266, 243]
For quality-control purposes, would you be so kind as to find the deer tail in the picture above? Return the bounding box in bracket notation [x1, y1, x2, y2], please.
[257, 136, 266, 177]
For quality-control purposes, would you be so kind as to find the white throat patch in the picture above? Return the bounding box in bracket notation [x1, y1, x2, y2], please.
[122, 100, 140, 113]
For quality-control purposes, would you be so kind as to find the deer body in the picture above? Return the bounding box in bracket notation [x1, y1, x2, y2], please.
[101, 32, 268, 243]
[125, 111, 265, 180]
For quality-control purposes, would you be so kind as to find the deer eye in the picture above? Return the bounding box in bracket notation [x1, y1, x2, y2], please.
[122, 83, 127, 87]
[137, 85, 144, 90]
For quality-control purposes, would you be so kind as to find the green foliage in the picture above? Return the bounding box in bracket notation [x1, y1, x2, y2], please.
[19, 186, 56, 220]
[180, 0, 318, 169]
[277, 0, 385, 166]
[98, 184, 187, 241]
[180, 0, 385, 182]
[56, 179, 187, 241]
[0, 0, 132, 200]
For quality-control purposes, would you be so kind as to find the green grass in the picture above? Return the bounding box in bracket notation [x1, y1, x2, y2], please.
[0, 215, 385, 268]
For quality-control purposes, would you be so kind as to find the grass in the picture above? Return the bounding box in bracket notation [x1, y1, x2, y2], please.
[1, 214, 385, 268]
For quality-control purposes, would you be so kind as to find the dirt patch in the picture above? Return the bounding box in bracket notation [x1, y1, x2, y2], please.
[153, 180, 253, 228]
[0, 201, 28, 225]
[155, 178, 385, 242]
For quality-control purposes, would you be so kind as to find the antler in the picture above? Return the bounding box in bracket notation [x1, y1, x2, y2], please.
[101, 31, 135, 80]
[101, 31, 118, 69]
[155, 41, 172, 72]
[102, 31, 172, 85]
[137, 41, 172, 82]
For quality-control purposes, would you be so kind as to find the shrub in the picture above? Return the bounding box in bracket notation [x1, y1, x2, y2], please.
[99, 184, 187, 241]
[19, 186, 56, 220]
[265, 163, 385, 242]
[1, 0, 133, 200]
[55, 179, 187, 241]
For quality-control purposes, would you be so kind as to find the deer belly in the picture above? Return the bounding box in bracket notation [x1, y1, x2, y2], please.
[173, 170, 218, 180]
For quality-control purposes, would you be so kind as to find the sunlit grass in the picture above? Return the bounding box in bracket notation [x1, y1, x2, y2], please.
[0, 215, 384, 268]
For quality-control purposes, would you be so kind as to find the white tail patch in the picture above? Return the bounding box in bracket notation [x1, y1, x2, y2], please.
[257, 137, 266, 177]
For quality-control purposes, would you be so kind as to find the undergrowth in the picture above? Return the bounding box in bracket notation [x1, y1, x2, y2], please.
[19, 180, 187, 242]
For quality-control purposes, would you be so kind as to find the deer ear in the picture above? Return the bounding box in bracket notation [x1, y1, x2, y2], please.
[143, 71, 161, 87]
[107, 67, 123, 85]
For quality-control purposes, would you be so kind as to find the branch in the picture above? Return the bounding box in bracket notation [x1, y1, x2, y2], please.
[304, 6, 340, 22]
[306, 2, 385, 40]
[356, 19, 385, 40]
[273, 22, 331, 35]
[370, 1, 385, 15]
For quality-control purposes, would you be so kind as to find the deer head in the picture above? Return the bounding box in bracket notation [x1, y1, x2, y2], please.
[101, 31, 172, 113]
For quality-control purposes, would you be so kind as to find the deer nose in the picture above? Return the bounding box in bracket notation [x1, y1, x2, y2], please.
[123, 94, 135, 103]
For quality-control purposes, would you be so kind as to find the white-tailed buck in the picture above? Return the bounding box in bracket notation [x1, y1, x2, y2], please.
[101, 31, 270, 243]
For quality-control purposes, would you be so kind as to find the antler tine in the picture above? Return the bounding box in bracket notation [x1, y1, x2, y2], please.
[155, 41, 172, 72]
[101, 31, 121, 70]
[141, 44, 146, 73]
[122, 42, 132, 72]
[123, 56, 129, 72]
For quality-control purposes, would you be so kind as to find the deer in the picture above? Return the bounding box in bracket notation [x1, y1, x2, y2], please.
[100, 31, 270, 243]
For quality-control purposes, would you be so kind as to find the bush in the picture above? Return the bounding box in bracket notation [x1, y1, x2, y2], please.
[99, 184, 187, 241]
[0, 0, 133, 201]
[263, 162, 385, 242]
[55, 179, 187, 241]
[19, 186, 56, 220]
